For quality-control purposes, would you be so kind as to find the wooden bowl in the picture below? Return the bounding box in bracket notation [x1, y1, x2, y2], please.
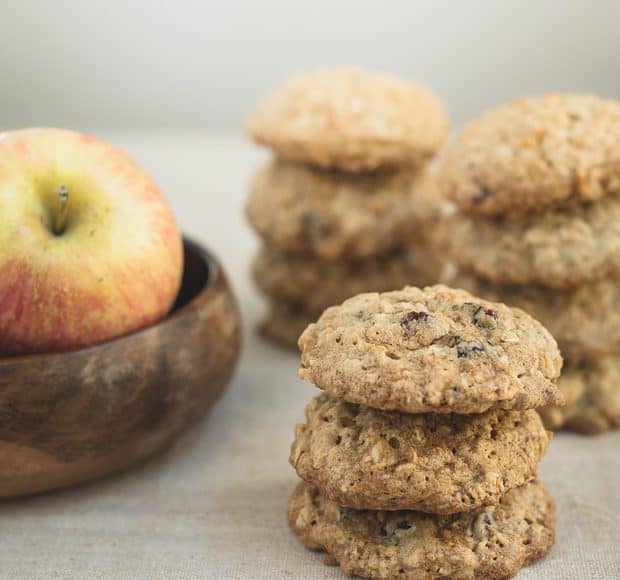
[0, 237, 241, 498]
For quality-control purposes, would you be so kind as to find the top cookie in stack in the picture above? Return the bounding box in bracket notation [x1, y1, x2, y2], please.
[248, 68, 449, 171]
[246, 69, 450, 347]
[440, 94, 620, 434]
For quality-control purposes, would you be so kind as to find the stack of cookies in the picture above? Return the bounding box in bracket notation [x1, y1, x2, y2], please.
[246, 69, 450, 347]
[289, 285, 563, 579]
[439, 94, 620, 435]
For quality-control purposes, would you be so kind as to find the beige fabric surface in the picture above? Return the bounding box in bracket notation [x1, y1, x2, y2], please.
[1, 135, 618, 579]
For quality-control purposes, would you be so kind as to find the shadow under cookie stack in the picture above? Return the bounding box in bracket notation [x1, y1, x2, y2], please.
[245, 69, 450, 347]
[288, 285, 562, 579]
[440, 94, 620, 435]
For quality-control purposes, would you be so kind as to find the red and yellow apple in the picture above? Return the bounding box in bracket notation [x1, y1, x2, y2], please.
[0, 128, 183, 355]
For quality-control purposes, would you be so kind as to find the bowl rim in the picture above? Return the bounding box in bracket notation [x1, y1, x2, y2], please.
[0, 235, 222, 366]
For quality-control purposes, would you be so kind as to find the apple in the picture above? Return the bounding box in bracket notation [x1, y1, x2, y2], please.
[0, 128, 183, 356]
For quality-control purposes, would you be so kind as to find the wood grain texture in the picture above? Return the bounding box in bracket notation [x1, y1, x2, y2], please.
[0, 237, 241, 497]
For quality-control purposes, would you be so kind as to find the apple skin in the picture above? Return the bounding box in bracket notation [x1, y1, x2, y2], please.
[0, 128, 184, 356]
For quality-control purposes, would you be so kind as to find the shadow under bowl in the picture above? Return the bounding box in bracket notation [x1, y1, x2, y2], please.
[0, 237, 241, 498]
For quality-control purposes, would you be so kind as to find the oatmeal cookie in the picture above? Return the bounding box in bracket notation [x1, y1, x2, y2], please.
[246, 160, 442, 259]
[298, 286, 563, 414]
[288, 480, 556, 579]
[447, 197, 620, 288]
[440, 94, 620, 217]
[291, 394, 550, 513]
[248, 68, 449, 172]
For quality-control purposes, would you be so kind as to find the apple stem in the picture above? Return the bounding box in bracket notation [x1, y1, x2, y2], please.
[54, 185, 70, 235]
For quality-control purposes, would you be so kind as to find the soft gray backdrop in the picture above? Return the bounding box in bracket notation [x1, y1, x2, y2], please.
[2, 0, 619, 131]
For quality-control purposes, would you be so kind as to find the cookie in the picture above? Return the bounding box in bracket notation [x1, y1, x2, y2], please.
[439, 94, 620, 217]
[288, 480, 555, 579]
[450, 270, 620, 364]
[258, 302, 315, 349]
[252, 236, 445, 314]
[246, 160, 442, 259]
[539, 355, 620, 435]
[290, 394, 550, 514]
[247, 68, 449, 172]
[299, 285, 563, 414]
[446, 196, 620, 288]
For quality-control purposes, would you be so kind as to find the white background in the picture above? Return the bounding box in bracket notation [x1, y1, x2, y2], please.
[2, 0, 620, 131]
